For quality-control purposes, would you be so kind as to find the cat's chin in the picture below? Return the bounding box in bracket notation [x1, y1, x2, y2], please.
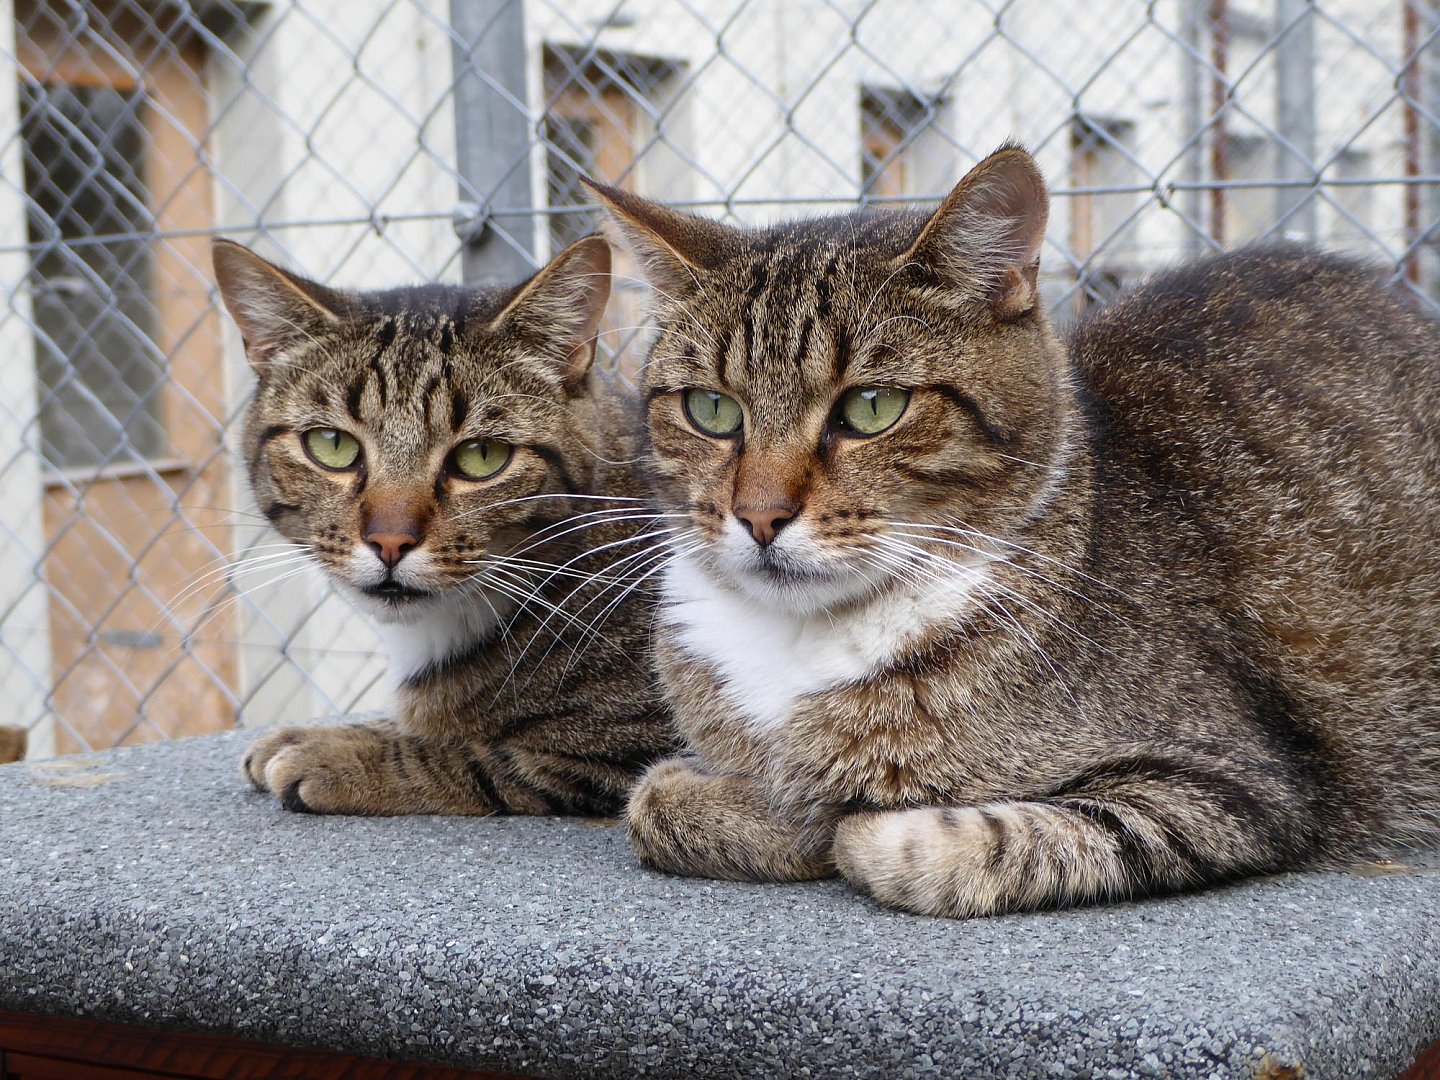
[701, 551, 874, 615]
[344, 583, 444, 625]
[703, 521, 877, 615]
[729, 567, 873, 615]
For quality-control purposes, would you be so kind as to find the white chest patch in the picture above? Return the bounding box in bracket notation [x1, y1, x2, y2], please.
[660, 552, 990, 736]
[369, 592, 509, 685]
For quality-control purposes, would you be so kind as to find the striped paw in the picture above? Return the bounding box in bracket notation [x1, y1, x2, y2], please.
[833, 807, 1006, 917]
[835, 802, 1133, 918]
[240, 725, 388, 814]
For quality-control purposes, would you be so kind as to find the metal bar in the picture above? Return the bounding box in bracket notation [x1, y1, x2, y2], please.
[1405, 0, 1425, 283]
[1276, 0, 1318, 241]
[449, 0, 537, 285]
[1181, 0, 1206, 256]
[1210, 0, 1230, 244]
[5, 178, 1439, 259]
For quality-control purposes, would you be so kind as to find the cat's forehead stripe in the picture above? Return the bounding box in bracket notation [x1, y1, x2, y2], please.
[815, 251, 841, 317]
[368, 350, 389, 409]
[345, 375, 364, 421]
[791, 315, 814, 372]
[718, 245, 852, 403]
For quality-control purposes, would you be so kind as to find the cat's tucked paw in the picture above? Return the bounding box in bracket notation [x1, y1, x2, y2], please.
[626, 758, 834, 881]
[240, 727, 303, 792]
[239, 726, 383, 815]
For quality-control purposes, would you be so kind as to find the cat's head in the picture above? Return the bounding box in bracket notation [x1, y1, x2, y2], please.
[590, 146, 1071, 615]
[213, 237, 611, 625]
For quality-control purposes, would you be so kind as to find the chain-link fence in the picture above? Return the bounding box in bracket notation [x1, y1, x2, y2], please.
[1, 0, 1437, 756]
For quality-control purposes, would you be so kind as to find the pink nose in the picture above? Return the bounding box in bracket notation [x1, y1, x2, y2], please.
[734, 503, 799, 547]
[365, 531, 419, 568]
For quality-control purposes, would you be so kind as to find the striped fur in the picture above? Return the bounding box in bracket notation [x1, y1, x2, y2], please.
[213, 238, 674, 817]
[590, 146, 1440, 917]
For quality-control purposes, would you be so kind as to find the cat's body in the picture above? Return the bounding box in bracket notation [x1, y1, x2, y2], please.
[214, 238, 674, 816]
[589, 148, 1440, 916]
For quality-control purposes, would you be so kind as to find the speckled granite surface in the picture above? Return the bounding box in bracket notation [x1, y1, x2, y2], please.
[0, 729, 1437, 1079]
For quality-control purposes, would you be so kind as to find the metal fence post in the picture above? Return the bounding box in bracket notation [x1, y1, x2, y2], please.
[450, 0, 537, 285]
[1275, 0, 1318, 241]
[1180, 0, 1207, 255]
[1425, 0, 1440, 286]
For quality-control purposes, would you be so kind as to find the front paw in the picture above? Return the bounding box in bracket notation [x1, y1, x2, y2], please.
[626, 758, 833, 881]
[626, 757, 709, 873]
[239, 726, 381, 814]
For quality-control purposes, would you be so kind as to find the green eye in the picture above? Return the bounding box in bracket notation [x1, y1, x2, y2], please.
[450, 438, 512, 480]
[302, 428, 361, 470]
[683, 389, 744, 436]
[838, 387, 909, 436]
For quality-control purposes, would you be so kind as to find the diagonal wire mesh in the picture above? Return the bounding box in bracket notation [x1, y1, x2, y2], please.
[0, 0, 1436, 756]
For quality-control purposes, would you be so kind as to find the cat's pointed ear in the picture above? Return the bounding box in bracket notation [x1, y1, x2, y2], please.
[899, 144, 1049, 320]
[582, 179, 739, 299]
[490, 234, 612, 395]
[211, 239, 347, 373]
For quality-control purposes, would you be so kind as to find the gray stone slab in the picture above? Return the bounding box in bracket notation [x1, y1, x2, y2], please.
[0, 730, 1437, 1079]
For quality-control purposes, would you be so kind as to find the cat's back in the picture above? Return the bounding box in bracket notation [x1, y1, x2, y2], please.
[1072, 245, 1440, 467]
[1071, 246, 1440, 562]
[1071, 244, 1440, 588]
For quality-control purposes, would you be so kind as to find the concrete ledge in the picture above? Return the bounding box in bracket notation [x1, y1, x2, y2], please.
[1, 731, 1437, 1079]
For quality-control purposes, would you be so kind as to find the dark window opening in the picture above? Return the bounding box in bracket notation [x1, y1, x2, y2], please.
[21, 79, 165, 470]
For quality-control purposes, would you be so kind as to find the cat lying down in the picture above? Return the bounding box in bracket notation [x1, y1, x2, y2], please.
[211, 145, 1440, 920]
[589, 145, 1440, 918]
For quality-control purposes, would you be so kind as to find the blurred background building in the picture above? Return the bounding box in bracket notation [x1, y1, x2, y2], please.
[0, 0, 1434, 756]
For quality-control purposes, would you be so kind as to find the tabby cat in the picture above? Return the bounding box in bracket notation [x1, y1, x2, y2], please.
[212, 237, 673, 816]
[587, 145, 1440, 917]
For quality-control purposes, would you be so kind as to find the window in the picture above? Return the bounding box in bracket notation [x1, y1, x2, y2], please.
[860, 86, 930, 202]
[545, 110, 600, 251]
[15, 0, 238, 753]
[1070, 115, 1139, 306]
[543, 46, 683, 379]
[543, 46, 680, 252]
[21, 79, 166, 468]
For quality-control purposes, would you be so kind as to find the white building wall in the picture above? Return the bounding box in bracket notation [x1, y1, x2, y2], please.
[0, 0, 54, 758]
[528, 0, 1422, 269]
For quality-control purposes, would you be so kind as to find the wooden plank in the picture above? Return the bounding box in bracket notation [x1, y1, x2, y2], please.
[0, 1010, 532, 1080]
[6, 1049, 171, 1079]
[1401, 1035, 1440, 1080]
